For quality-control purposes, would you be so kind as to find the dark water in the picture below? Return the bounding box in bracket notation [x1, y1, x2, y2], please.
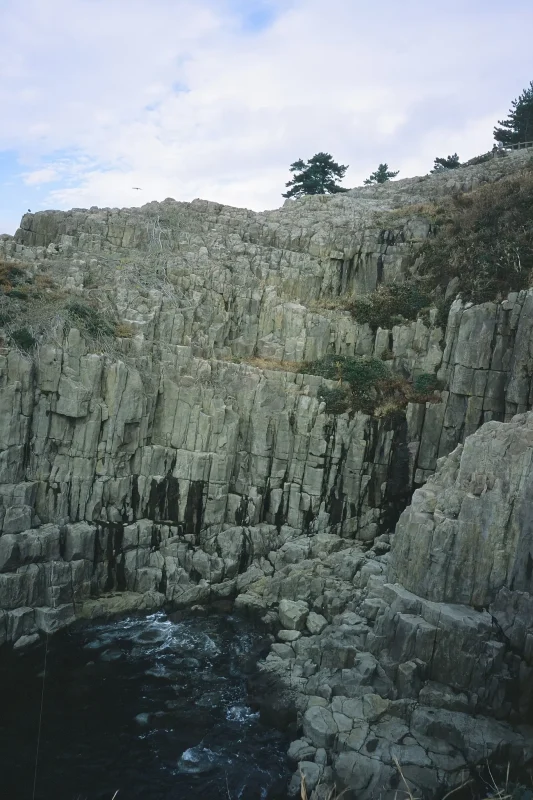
[0, 610, 291, 800]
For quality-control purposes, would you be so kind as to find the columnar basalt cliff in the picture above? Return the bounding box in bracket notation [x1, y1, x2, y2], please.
[1, 149, 533, 797]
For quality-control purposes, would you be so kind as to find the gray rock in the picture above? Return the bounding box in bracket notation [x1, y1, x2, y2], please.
[270, 642, 295, 660]
[306, 612, 328, 635]
[302, 706, 338, 748]
[278, 629, 302, 643]
[279, 599, 309, 631]
[298, 761, 322, 793]
[334, 751, 395, 799]
[287, 738, 317, 762]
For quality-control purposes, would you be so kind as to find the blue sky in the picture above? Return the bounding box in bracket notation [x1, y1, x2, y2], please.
[0, 0, 532, 234]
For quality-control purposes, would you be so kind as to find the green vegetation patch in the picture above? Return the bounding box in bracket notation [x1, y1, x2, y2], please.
[304, 354, 388, 388]
[304, 355, 442, 416]
[303, 354, 389, 413]
[413, 372, 441, 394]
[67, 301, 116, 338]
[347, 282, 432, 330]
[10, 328, 36, 351]
[317, 385, 353, 415]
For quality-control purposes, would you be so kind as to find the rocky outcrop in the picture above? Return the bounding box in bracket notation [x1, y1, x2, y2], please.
[0, 152, 532, 638]
[1, 148, 533, 795]
[250, 414, 533, 798]
[390, 412, 533, 606]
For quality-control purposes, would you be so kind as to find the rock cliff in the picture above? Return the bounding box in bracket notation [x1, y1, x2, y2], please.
[1, 148, 532, 797]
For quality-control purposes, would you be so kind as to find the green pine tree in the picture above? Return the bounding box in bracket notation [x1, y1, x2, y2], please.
[494, 80, 533, 146]
[282, 152, 349, 199]
[431, 153, 461, 172]
[363, 163, 399, 185]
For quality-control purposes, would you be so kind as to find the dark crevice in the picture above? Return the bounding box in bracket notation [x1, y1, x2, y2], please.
[184, 480, 205, 539]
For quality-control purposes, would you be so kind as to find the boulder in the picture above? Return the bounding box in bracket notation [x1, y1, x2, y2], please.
[279, 599, 309, 631]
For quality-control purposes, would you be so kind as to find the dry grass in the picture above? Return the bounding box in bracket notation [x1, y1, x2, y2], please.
[373, 400, 407, 418]
[299, 770, 349, 800]
[33, 273, 56, 290]
[0, 259, 27, 292]
[246, 356, 302, 372]
[222, 355, 303, 373]
[114, 321, 136, 338]
[299, 758, 531, 800]
[378, 201, 441, 221]
[308, 296, 355, 313]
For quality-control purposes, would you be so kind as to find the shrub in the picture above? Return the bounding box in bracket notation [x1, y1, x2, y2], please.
[309, 359, 442, 416]
[347, 282, 432, 330]
[303, 354, 389, 413]
[413, 373, 440, 394]
[34, 273, 55, 290]
[67, 302, 115, 338]
[416, 171, 533, 303]
[317, 385, 352, 414]
[10, 328, 36, 351]
[304, 354, 388, 387]
[0, 262, 26, 288]
[7, 288, 29, 300]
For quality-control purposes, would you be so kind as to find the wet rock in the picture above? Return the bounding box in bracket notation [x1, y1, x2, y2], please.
[287, 739, 317, 762]
[289, 761, 321, 795]
[247, 670, 297, 731]
[177, 746, 216, 774]
[13, 632, 40, 650]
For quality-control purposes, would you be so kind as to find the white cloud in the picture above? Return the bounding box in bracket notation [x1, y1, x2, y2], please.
[1, 0, 532, 229]
[22, 167, 59, 186]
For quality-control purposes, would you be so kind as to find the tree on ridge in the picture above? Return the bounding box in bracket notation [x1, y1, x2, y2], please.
[282, 152, 349, 199]
[431, 153, 461, 172]
[363, 163, 399, 185]
[494, 80, 533, 146]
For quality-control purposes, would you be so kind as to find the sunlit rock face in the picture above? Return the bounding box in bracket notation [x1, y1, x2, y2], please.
[0, 149, 532, 649]
[2, 149, 533, 798]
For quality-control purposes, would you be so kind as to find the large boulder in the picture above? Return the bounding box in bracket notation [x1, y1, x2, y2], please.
[390, 412, 533, 607]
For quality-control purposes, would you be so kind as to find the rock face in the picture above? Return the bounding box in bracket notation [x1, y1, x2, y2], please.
[256, 415, 533, 798]
[1, 149, 533, 796]
[390, 412, 533, 606]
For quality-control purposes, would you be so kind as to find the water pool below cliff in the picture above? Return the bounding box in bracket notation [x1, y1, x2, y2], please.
[0, 610, 291, 799]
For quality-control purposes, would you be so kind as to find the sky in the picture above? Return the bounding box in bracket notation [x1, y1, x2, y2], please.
[0, 0, 532, 234]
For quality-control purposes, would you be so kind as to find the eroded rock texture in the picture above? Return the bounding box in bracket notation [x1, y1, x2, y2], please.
[1, 150, 533, 795]
[254, 415, 533, 798]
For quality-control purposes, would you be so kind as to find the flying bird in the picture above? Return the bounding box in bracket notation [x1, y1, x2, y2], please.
[132, 187, 142, 190]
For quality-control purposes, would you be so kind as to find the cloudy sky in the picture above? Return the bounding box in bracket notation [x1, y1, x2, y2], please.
[0, 0, 532, 234]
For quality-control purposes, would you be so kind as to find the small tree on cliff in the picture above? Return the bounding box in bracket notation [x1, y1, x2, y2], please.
[282, 152, 349, 199]
[363, 163, 399, 185]
[431, 153, 461, 172]
[494, 80, 533, 146]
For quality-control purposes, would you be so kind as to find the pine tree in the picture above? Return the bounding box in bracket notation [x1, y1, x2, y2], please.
[494, 80, 533, 146]
[282, 152, 349, 199]
[363, 163, 399, 185]
[431, 153, 461, 172]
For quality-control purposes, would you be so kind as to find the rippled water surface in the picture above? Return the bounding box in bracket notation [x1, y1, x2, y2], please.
[0, 610, 291, 799]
